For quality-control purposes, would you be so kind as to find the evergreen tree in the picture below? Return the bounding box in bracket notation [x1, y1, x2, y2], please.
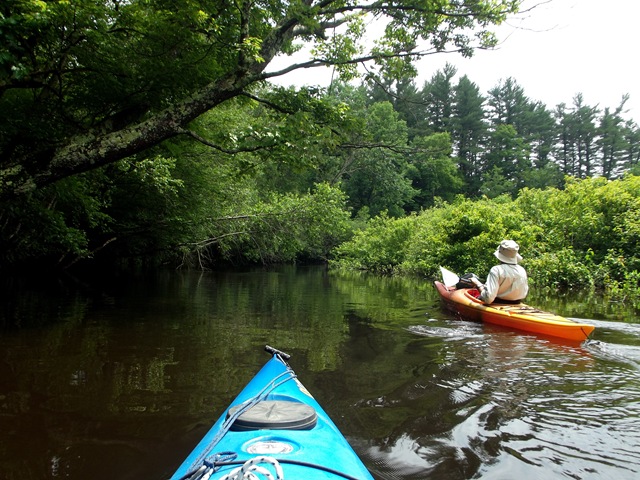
[484, 123, 530, 195]
[554, 103, 573, 175]
[451, 75, 487, 195]
[526, 101, 557, 169]
[393, 79, 428, 141]
[598, 97, 630, 179]
[486, 77, 530, 128]
[570, 94, 600, 177]
[623, 120, 640, 173]
[422, 63, 457, 134]
[484, 78, 533, 193]
[553, 96, 599, 178]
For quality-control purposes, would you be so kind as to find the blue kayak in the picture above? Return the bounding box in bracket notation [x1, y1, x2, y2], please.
[170, 346, 374, 480]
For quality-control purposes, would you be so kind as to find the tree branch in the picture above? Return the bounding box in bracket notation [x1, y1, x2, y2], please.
[178, 128, 278, 154]
[0, 0, 522, 201]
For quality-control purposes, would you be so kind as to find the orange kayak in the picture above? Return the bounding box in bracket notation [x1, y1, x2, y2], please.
[434, 281, 595, 342]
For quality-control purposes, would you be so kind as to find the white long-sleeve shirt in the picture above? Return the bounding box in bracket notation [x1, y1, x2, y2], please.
[479, 263, 529, 304]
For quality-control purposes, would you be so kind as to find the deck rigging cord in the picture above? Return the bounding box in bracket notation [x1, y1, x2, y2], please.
[175, 353, 296, 480]
[218, 456, 284, 480]
[171, 352, 366, 480]
[177, 453, 364, 480]
[176, 455, 284, 480]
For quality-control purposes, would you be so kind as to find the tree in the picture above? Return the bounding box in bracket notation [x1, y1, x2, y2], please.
[525, 101, 556, 169]
[387, 78, 427, 141]
[483, 123, 529, 195]
[486, 77, 529, 128]
[0, 0, 521, 201]
[407, 132, 462, 209]
[598, 96, 630, 179]
[624, 120, 640, 173]
[421, 63, 457, 134]
[555, 94, 600, 178]
[341, 102, 415, 217]
[451, 74, 487, 195]
[554, 103, 573, 175]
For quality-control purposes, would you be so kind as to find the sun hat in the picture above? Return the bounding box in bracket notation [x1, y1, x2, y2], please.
[494, 240, 523, 264]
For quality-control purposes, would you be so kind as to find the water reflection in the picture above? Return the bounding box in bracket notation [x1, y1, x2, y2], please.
[0, 266, 639, 480]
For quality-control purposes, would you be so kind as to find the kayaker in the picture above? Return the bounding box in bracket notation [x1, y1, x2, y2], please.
[477, 240, 529, 304]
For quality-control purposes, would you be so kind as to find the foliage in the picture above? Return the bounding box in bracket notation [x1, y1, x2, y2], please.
[332, 194, 530, 277]
[332, 212, 418, 274]
[407, 132, 463, 208]
[0, 172, 112, 268]
[181, 183, 353, 268]
[451, 74, 487, 195]
[372, 72, 640, 197]
[403, 195, 532, 277]
[340, 101, 416, 217]
[2, 2, 640, 275]
[1, 0, 520, 200]
[331, 176, 640, 299]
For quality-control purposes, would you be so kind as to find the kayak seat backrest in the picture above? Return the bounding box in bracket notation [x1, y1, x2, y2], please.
[227, 400, 318, 431]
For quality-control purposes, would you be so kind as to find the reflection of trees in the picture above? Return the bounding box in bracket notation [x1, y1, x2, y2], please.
[339, 324, 596, 479]
[529, 288, 639, 322]
[2, 267, 370, 416]
[2, 266, 374, 478]
[0, 266, 615, 479]
[331, 269, 437, 328]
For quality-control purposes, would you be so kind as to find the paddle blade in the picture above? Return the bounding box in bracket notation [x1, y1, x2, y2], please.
[440, 266, 459, 288]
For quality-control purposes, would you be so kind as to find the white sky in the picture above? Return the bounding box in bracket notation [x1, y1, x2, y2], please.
[416, 0, 639, 120]
[269, 0, 640, 122]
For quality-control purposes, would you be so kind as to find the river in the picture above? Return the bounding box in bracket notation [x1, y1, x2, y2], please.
[1, 266, 639, 479]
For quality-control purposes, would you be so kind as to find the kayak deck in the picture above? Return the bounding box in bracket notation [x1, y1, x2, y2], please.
[170, 346, 374, 480]
[434, 281, 595, 342]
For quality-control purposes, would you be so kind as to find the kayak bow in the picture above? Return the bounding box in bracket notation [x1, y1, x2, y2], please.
[170, 346, 374, 480]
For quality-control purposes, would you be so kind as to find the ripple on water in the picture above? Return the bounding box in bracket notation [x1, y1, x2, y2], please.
[396, 331, 640, 479]
[584, 339, 640, 368]
[407, 323, 484, 341]
[481, 353, 640, 478]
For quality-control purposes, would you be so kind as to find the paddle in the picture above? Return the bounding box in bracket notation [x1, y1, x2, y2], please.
[440, 266, 460, 287]
[440, 266, 485, 290]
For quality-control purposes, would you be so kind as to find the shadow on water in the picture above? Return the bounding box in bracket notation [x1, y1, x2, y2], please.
[0, 266, 639, 479]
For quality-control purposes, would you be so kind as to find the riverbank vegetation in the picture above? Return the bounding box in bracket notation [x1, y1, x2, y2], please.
[1, 1, 639, 299]
[331, 175, 640, 302]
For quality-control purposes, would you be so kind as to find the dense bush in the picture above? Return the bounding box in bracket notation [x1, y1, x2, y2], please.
[331, 176, 640, 299]
[331, 213, 417, 274]
[179, 182, 353, 268]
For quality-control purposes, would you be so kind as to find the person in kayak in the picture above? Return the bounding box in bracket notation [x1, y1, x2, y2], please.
[477, 240, 529, 304]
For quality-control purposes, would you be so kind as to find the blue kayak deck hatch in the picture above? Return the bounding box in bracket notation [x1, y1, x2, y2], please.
[228, 400, 318, 431]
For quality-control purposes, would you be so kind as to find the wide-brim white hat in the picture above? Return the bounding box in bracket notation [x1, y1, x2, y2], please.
[494, 239, 523, 264]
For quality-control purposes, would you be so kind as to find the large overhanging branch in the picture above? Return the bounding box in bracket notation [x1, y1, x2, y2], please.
[0, 0, 523, 202]
[260, 46, 470, 80]
[1, 17, 301, 201]
[179, 128, 279, 155]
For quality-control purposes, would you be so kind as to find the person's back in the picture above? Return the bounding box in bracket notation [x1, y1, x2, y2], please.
[478, 240, 529, 304]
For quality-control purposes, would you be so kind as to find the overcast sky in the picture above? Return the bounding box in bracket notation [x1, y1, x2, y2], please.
[270, 0, 639, 122]
[415, 0, 639, 120]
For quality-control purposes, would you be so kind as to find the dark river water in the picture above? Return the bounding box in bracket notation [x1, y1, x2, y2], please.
[1, 266, 640, 480]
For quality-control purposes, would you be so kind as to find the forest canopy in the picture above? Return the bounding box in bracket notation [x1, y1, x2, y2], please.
[1, 0, 639, 301]
[0, 0, 519, 200]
